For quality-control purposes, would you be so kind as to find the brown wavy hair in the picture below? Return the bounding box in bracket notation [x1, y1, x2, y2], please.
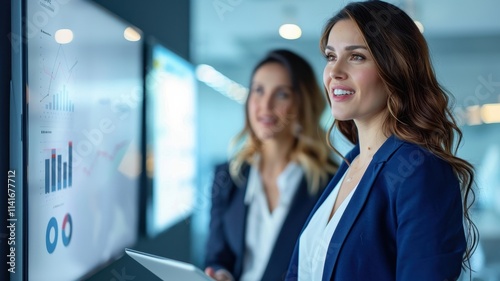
[320, 1, 478, 268]
[229, 49, 337, 195]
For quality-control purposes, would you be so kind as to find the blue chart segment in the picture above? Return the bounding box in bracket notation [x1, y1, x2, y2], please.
[44, 85, 75, 112]
[45, 141, 73, 194]
[46, 217, 58, 254]
[45, 213, 73, 254]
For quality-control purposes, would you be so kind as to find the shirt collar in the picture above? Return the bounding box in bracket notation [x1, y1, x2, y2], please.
[244, 156, 303, 206]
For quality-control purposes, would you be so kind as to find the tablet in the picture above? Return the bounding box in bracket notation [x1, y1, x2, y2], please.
[125, 248, 215, 281]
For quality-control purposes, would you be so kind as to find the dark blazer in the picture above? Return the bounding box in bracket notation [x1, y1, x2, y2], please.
[205, 162, 331, 281]
[286, 135, 466, 281]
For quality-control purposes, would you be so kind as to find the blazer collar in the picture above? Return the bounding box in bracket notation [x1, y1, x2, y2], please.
[262, 176, 312, 280]
[224, 186, 247, 253]
[321, 135, 404, 281]
[223, 164, 250, 262]
[224, 164, 313, 280]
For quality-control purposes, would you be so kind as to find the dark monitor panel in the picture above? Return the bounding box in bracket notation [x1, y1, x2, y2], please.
[13, 0, 144, 280]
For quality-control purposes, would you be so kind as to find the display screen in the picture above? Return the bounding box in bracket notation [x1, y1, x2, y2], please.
[24, 0, 143, 280]
[145, 43, 197, 237]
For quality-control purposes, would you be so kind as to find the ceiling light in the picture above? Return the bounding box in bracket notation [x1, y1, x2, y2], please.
[466, 105, 482, 126]
[55, 29, 73, 44]
[481, 103, 500, 124]
[279, 24, 302, 40]
[124, 27, 141, 42]
[196, 64, 248, 104]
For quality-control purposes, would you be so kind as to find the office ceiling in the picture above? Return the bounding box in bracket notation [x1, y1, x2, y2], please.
[191, 0, 500, 86]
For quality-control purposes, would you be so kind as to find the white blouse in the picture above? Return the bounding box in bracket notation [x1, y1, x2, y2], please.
[240, 161, 303, 281]
[298, 171, 358, 281]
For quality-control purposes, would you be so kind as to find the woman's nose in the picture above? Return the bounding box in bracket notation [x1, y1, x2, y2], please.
[329, 61, 347, 80]
[262, 94, 273, 110]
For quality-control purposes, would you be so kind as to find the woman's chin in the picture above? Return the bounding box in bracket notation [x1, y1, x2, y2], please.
[256, 132, 276, 141]
[331, 113, 352, 122]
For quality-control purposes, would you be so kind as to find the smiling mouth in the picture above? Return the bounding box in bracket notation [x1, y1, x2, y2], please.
[333, 89, 355, 96]
[258, 116, 277, 125]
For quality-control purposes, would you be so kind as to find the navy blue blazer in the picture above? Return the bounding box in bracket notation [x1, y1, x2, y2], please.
[286, 135, 466, 281]
[205, 162, 331, 281]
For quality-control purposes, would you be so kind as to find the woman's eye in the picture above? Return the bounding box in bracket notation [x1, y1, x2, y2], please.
[351, 54, 365, 61]
[252, 86, 264, 95]
[325, 53, 336, 62]
[276, 91, 290, 99]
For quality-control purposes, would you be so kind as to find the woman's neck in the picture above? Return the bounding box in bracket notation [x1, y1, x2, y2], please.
[259, 138, 294, 174]
[354, 114, 388, 164]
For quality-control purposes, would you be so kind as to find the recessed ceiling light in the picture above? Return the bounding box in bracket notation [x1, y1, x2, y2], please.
[124, 27, 141, 42]
[279, 24, 302, 40]
[481, 103, 500, 124]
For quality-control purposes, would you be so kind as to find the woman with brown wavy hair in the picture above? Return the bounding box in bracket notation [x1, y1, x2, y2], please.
[286, 1, 478, 280]
[204, 49, 337, 281]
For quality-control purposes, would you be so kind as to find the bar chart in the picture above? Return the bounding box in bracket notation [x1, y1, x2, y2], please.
[44, 86, 75, 112]
[44, 141, 73, 193]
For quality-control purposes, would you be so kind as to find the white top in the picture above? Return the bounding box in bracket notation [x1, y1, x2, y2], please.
[298, 171, 358, 281]
[240, 161, 304, 281]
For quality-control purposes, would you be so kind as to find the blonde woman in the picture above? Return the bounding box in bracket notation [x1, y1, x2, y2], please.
[204, 49, 337, 281]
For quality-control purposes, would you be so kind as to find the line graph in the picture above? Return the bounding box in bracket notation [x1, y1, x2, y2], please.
[81, 140, 129, 176]
[40, 44, 78, 112]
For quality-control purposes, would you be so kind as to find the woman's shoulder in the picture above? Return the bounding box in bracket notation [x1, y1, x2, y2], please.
[375, 136, 446, 164]
[395, 139, 444, 163]
[384, 138, 455, 179]
[212, 161, 251, 192]
[214, 161, 251, 175]
[214, 161, 230, 174]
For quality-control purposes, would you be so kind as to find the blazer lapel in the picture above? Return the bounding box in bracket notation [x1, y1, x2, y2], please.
[322, 135, 404, 281]
[223, 165, 250, 277]
[224, 188, 247, 253]
[262, 177, 312, 280]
